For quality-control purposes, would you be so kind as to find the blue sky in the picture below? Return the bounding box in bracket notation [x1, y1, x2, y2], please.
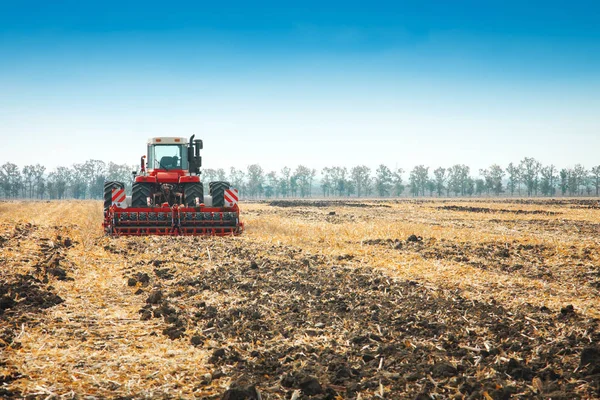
[1, 1, 599, 173]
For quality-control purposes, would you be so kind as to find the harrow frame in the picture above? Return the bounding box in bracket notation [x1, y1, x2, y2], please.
[103, 203, 244, 236]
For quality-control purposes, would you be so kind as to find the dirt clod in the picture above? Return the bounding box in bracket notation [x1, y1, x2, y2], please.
[146, 290, 163, 304]
[190, 335, 203, 346]
[154, 268, 174, 280]
[221, 384, 260, 400]
[560, 305, 575, 315]
[407, 234, 422, 242]
[0, 295, 15, 311]
[210, 348, 227, 363]
[432, 362, 458, 378]
[504, 358, 534, 380]
[140, 310, 152, 321]
[580, 347, 600, 373]
[298, 375, 323, 395]
[162, 326, 184, 340]
[47, 267, 68, 280]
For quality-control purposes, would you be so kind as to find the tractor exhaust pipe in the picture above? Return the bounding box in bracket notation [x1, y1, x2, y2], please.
[187, 135, 202, 174]
[194, 138, 203, 169]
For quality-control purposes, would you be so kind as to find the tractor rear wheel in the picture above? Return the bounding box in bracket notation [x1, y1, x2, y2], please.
[209, 181, 230, 207]
[183, 183, 204, 207]
[132, 182, 153, 207]
[104, 181, 124, 212]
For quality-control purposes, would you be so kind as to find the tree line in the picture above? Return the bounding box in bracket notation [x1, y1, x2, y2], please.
[1, 157, 599, 199]
[0, 160, 134, 200]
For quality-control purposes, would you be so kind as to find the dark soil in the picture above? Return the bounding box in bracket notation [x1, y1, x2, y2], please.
[0, 224, 75, 398]
[269, 200, 391, 208]
[124, 238, 600, 399]
[438, 205, 561, 215]
[0, 274, 64, 317]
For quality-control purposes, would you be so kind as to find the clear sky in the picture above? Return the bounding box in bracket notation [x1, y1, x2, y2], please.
[1, 1, 599, 174]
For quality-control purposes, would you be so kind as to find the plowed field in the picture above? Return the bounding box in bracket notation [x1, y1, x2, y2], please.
[1, 199, 599, 399]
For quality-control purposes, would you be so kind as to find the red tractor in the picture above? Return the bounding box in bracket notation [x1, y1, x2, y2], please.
[103, 136, 243, 236]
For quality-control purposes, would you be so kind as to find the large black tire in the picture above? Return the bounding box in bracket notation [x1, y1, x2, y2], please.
[104, 181, 124, 212]
[132, 182, 153, 207]
[209, 181, 230, 207]
[209, 181, 231, 191]
[183, 183, 204, 207]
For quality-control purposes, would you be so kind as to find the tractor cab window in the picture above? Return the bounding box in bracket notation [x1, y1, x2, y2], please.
[149, 144, 187, 170]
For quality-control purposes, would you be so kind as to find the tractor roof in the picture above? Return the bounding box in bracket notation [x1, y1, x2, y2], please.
[148, 137, 188, 145]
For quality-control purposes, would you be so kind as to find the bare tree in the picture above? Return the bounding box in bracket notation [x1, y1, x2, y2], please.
[475, 178, 486, 196]
[350, 165, 371, 197]
[321, 167, 333, 197]
[32, 164, 46, 199]
[591, 166, 600, 196]
[448, 165, 470, 196]
[433, 167, 446, 197]
[48, 167, 72, 199]
[539, 165, 557, 196]
[328, 167, 348, 197]
[375, 165, 393, 197]
[519, 158, 541, 196]
[265, 171, 279, 198]
[480, 164, 504, 196]
[559, 169, 568, 195]
[202, 169, 218, 183]
[22, 165, 35, 198]
[409, 165, 429, 196]
[294, 165, 314, 197]
[71, 164, 87, 199]
[392, 168, 405, 196]
[216, 168, 227, 181]
[83, 160, 107, 199]
[506, 162, 520, 196]
[574, 164, 588, 195]
[0, 163, 22, 198]
[246, 164, 265, 198]
[279, 167, 291, 198]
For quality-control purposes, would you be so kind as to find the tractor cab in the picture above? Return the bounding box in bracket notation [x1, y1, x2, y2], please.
[148, 139, 187, 171]
[141, 136, 203, 176]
